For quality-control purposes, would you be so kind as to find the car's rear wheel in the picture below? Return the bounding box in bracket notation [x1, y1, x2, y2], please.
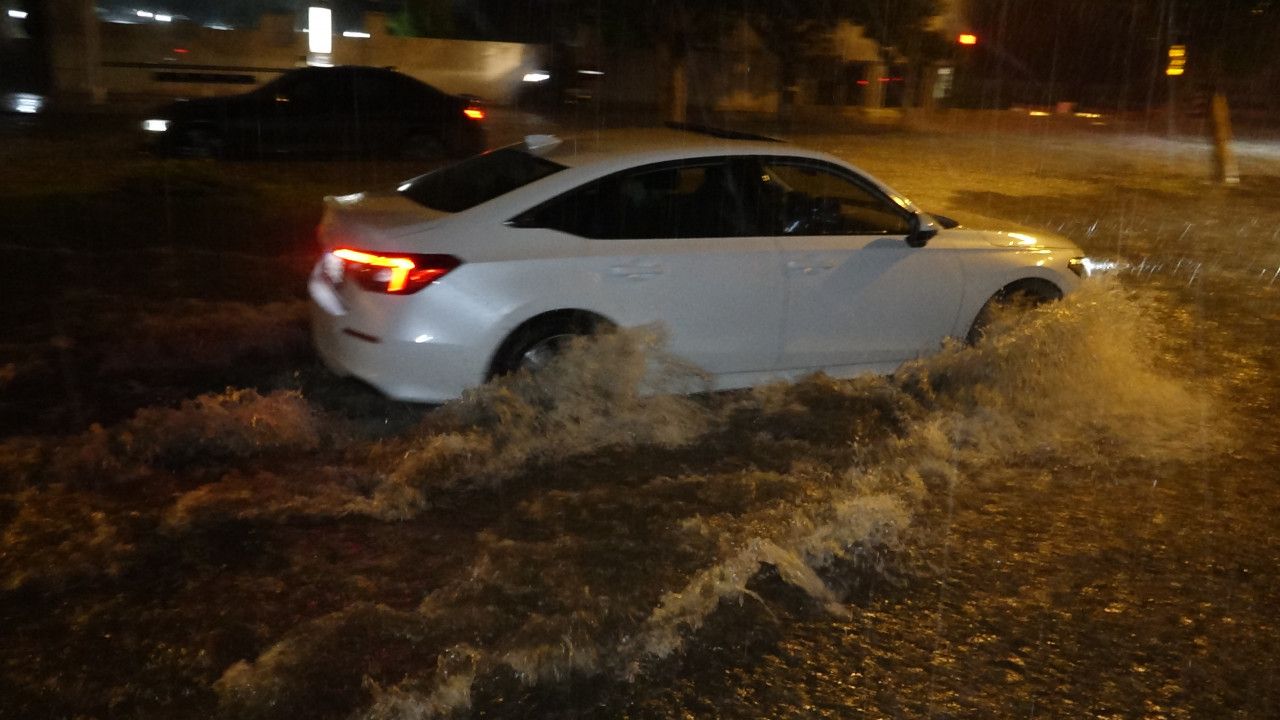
[488, 313, 611, 379]
[401, 129, 444, 160]
[966, 279, 1063, 345]
[177, 125, 225, 159]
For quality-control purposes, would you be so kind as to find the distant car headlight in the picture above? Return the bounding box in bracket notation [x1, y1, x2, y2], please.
[3, 92, 44, 114]
[1069, 256, 1122, 278]
[143, 119, 170, 132]
[522, 72, 551, 83]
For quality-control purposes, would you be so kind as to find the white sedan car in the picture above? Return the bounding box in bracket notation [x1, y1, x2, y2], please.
[309, 127, 1095, 402]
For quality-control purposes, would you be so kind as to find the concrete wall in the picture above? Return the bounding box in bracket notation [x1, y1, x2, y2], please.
[61, 9, 953, 113]
[49, 0, 102, 100]
[91, 13, 545, 104]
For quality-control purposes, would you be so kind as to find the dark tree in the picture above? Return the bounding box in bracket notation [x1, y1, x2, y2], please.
[387, 0, 457, 38]
[742, 0, 841, 119]
[841, 0, 947, 109]
[1179, 0, 1280, 183]
[597, 0, 945, 121]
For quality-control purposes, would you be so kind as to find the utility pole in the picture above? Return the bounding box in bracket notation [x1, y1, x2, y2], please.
[1210, 91, 1239, 184]
[48, 0, 102, 104]
[1117, 0, 1140, 116]
[992, 0, 1009, 109]
[1144, 0, 1168, 131]
[1165, 0, 1177, 136]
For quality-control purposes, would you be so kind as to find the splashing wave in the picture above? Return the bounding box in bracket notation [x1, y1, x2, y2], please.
[207, 280, 1232, 718]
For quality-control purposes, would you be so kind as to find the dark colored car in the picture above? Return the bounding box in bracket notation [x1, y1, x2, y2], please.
[142, 65, 487, 159]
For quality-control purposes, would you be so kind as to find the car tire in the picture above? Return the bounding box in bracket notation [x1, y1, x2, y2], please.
[966, 279, 1062, 345]
[488, 314, 609, 379]
[401, 129, 445, 160]
[176, 125, 225, 159]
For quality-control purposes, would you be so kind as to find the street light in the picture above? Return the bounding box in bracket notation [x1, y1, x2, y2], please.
[308, 6, 333, 55]
[958, 33, 978, 46]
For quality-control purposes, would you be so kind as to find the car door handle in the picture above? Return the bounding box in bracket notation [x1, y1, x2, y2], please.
[609, 263, 665, 280]
[786, 260, 823, 275]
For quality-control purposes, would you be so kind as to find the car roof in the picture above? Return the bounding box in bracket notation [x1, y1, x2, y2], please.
[536, 128, 830, 171]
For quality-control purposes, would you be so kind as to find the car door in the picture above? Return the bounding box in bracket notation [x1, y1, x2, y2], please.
[350, 68, 407, 155]
[259, 68, 351, 154]
[517, 158, 784, 375]
[752, 157, 965, 371]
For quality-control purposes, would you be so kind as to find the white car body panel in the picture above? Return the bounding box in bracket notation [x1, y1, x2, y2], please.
[308, 130, 1090, 402]
[777, 233, 966, 369]
[579, 235, 784, 374]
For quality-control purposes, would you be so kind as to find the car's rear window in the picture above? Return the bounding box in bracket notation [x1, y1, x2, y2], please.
[398, 148, 566, 213]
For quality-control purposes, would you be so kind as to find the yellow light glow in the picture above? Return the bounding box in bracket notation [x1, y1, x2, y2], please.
[1008, 232, 1038, 245]
[1166, 45, 1187, 76]
[958, 34, 978, 45]
[1029, 111, 1050, 117]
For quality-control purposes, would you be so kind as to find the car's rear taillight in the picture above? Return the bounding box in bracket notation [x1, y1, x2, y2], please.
[463, 105, 485, 120]
[331, 248, 461, 294]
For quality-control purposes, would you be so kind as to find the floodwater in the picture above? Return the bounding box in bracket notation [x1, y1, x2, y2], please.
[1, 122, 1279, 719]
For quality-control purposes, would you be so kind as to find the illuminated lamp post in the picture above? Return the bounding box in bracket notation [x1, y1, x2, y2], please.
[307, 5, 333, 67]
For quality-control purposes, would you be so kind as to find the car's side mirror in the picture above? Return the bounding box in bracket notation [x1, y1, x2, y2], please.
[906, 212, 939, 248]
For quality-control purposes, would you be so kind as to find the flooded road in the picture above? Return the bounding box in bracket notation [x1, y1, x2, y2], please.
[2, 122, 1279, 718]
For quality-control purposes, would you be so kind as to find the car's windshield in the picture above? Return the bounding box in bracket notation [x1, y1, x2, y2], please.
[398, 147, 566, 213]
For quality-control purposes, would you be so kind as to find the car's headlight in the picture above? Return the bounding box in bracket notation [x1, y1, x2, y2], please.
[142, 119, 170, 132]
[1069, 256, 1122, 278]
[3, 93, 44, 114]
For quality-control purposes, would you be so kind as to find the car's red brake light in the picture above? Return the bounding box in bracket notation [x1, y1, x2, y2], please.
[331, 248, 461, 294]
[463, 106, 485, 120]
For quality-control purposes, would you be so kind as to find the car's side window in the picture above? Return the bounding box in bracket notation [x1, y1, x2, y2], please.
[352, 71, 392, 105]
[747, 158, 911, 236]
[521, 160, 751, 239]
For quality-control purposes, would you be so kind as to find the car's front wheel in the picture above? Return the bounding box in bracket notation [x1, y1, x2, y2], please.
[966, 279, 1063, 345]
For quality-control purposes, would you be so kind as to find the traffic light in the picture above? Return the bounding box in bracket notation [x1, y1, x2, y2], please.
[1166, 44, 1186, 76]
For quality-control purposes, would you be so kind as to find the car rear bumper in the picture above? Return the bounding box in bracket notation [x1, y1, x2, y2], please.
[308, 272, 485, 403]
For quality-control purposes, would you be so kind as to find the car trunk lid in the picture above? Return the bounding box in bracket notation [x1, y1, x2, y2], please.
[318, 191, 451, 251]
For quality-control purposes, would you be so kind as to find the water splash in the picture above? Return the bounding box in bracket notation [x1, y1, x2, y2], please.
[391, 326, 713, 492]
[209, 281, 1234, 718]
[1, 279, 1237, 716]
[170, 328, 715, 527]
